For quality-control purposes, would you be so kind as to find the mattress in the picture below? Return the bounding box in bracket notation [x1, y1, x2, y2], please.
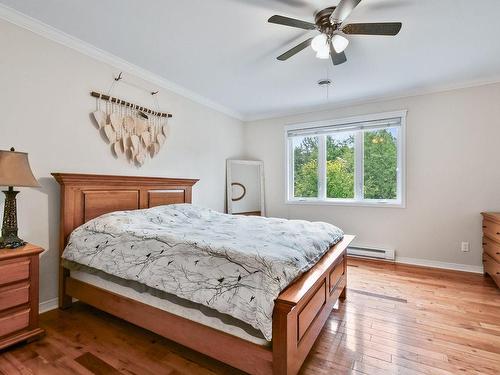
[70, 267, 270, 346]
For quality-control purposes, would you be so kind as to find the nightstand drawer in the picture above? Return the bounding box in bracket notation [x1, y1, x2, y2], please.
[483, 236, 500, 263]
[483, 220, 500, 244]
[0, 284, 29, 312]
[0, 259, 30, 286]
[483, 253, 500, 287]
[0, 308, 30, 338]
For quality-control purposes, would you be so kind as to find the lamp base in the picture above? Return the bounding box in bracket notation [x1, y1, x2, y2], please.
[0, 187, 26, 249]
[0, 237, 26, 249]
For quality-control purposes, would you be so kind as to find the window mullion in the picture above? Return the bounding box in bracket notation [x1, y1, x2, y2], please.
[318, 135, 327, 200]
[354, 131, 364, 201]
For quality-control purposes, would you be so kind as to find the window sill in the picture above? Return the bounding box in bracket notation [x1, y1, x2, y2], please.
[286, 199, 405, 208]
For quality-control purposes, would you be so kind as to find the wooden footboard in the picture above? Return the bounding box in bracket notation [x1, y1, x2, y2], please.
[272, 235, 352, 375]
[61, 236, 351, 375]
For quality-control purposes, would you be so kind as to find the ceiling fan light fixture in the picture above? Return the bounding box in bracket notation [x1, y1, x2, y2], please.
[332, 34, 349, 53]
[311, 34, 328, 52]
[316, 48, 330, 59]
[269, 3, 402, 66]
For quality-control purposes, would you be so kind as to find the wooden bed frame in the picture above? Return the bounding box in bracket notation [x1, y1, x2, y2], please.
[52, 173, 354, 375]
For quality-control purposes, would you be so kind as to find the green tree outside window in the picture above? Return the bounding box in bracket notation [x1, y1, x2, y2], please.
[292, 127, 398, 201]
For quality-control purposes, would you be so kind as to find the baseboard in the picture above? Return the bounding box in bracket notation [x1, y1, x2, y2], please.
[39, 298, 58, 314]
[348, 254, 483, 274]
[395, 257, 484, 274]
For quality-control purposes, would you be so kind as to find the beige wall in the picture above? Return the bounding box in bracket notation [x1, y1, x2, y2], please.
[0, 19, 244, 304]
[244, 83, 500, 270]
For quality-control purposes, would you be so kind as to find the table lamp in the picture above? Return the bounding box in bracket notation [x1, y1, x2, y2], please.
[0, 148, 40, 248]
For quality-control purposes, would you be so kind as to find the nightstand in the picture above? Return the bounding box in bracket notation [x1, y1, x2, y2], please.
[0, 243, 44, 350]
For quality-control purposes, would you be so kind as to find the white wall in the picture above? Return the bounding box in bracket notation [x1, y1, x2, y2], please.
[0, 19, 244, 304]
[244, 83, 500, 270]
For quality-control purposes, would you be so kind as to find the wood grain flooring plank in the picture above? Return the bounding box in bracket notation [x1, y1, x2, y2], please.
[347, 288, 408, 303]
[74, 352, 123, 375]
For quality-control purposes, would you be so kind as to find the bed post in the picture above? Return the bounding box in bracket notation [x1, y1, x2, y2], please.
[339, 257, 347, 301]
[59, 268, 72, 309]
[272, 302, 295, 375]
[56, 179, 74, 309]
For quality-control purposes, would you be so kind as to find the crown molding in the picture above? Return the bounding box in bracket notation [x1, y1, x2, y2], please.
[244, 77, 500, 122]
[3, 3, 500, 124]
[0, 3, 243, 121]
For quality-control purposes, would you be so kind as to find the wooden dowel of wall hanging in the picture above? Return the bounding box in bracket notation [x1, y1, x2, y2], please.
[90, 91, 173, 118]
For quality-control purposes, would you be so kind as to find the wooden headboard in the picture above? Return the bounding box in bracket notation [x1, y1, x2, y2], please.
[52, 173, 198, 249]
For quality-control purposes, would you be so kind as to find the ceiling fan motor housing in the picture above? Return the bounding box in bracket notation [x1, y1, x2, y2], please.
[315, 7, 339, 36]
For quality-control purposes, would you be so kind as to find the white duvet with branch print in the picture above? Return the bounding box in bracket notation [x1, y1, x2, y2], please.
[62, 204, 344, 340]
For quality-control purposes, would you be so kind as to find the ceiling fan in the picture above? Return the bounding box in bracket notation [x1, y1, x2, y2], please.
[268, 0, 402, 66]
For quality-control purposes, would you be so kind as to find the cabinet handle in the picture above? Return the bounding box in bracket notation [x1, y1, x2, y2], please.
[483, 226, 487, 228]
[497, 232, 500, 235]
[483, 243, 487, 245]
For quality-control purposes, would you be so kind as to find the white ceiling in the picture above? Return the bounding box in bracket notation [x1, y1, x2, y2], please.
[2, 0, 500, 120]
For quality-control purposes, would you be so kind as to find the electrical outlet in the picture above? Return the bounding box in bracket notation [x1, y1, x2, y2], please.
[461, 241, 470, 252]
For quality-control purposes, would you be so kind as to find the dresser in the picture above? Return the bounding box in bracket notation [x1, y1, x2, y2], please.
[481, 213, 500, 288]
[0, 244, 44, 350]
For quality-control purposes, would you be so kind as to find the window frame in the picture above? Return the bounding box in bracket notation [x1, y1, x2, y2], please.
[285, 110, 407, 208]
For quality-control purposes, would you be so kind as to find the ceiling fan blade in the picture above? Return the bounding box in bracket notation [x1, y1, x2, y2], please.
[268, 15, 316, 30]
[342, 22, 402, 36]
[277, 37, 313, 61]
[330, 0, 362, 24]
[329, 40, 347, 65]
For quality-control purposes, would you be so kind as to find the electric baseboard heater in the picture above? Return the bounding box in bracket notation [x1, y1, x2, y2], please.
[347, 245, 395, 261]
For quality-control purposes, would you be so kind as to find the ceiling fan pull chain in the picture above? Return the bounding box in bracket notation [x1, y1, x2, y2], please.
[326, 63, 330, 101]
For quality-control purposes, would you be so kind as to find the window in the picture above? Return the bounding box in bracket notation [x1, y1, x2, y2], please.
[286, 111, 406, 207]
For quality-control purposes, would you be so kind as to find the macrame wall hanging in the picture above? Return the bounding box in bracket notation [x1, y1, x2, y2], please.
[90, 72, 172, 167]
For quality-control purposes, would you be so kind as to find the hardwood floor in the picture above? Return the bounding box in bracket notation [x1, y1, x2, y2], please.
[1, 258, 499, 375]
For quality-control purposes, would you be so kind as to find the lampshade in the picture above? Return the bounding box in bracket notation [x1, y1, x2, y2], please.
[331, 34, 349, 53]
[311, 34, 328, 53]
[0, 149, 40, 187]
[316, 49, 330, 59]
